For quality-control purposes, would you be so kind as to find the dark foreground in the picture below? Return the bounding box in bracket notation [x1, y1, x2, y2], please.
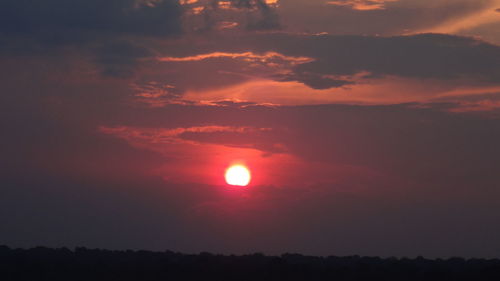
[1, 246, 500, 280]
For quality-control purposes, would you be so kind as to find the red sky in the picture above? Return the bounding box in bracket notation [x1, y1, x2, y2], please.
[1, 0, 500, 258]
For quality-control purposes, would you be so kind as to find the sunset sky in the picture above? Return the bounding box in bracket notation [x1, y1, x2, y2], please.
[1, 0, 500, 258]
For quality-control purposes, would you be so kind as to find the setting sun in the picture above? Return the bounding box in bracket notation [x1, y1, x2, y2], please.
[225, 165, 251, 186]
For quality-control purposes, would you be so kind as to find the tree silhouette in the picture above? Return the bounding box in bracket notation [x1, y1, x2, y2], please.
[0, 246, 499, 280]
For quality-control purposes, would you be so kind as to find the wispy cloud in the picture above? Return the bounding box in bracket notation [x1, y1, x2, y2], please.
[326, 0, 398, 11]
[158, 51, 312, 64]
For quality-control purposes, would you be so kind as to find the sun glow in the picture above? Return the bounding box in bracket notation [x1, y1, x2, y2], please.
[225, 165, 251, 186]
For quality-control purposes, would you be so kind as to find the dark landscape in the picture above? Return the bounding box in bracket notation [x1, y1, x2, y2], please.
[2, 246, 500, 281]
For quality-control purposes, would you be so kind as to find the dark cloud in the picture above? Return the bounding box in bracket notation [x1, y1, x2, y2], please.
[0, 0, 282, 78]
[272, 72, 355, 89]
[0, 0, 182, 42]
[247, 33, 500, 83]
[241, 0, 281, 30]
[0, 0, 183, 77]
[221, 0, 281, 30]
[193, 0, 281, 31]
[94, 41, 154, 78]
[155, 33, 500, 90]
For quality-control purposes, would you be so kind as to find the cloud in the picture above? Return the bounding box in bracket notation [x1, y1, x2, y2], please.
[99, 125, 273, 143]
[0, 0, 285, 78]
[274, 33, 499, 81]
[413, 1, 500, 36]
[95, 101, 500, 189]
[243, 0, 281, 30]
[326, 0, 399, 11]
[94, 41, 154, 78]
[182, 0, 281, 31]
[0, 0, 183, 42]
[153, 33, 500, 93]
[279, 0, 494, 36]
[105, 32, 500, 88]
[272, 72, 355, 89]
[0, 0, 183, 77]
[259, 33, 500, 81]
[158, 51, 312, 64]
[131, 82, 183, 107]
[99, 125, 281, 155]
[216, 0, 281, 30]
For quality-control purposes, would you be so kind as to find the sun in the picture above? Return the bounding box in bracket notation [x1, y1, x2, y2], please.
[225, 164, 251, 186]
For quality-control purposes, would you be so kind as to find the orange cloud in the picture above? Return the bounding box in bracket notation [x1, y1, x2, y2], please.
[178, 76, 500, 111]
[179, 0, 199, 4]
[326, 0, 398, 11]
[412, 0, 500, 35]
[158, 51, 313, 65]
[217, 21, 239, 29]
[99, 125, 272, 147]
[99, 125, 272, 145]
[131, 82, 180, 108]
[99, 125, 370, 188]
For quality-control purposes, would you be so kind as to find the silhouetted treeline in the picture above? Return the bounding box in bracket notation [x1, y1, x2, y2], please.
[1, 246, 500, 280]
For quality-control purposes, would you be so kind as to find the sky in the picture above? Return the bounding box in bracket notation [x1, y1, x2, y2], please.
[1, 0, 500, 258]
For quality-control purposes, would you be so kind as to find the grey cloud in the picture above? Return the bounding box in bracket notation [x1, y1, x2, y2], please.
[0, 0, 183, 77]
[198, 0, 281, 31]
[0, 0, 184, 79]
[287, 33, 500, 82]
[158, 33, 500, 90]
[94, 41, 153, 78]
[241, 0, 281, 30]
[0, 0, 182, 42]
[272, 72, 355, 89]
[241, 33, 498, 81]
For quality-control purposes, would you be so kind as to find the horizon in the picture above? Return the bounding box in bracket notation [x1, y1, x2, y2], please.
[2, 245, 500, 261]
